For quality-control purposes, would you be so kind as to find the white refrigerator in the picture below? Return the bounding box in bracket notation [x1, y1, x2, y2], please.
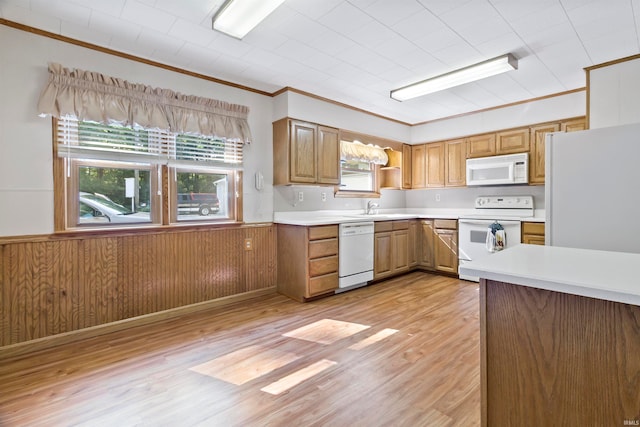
[546, 122, 640, 253]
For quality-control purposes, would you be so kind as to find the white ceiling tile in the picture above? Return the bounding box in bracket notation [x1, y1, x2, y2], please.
[431, 42, 484, 67]
[358, 0, 426, 27]
[90, 10, 141, 43]
[318, 2, 375, 37]
[208, 35, 253, 58]
[120, 0, 176, 32]
[30, 0, 91, 27]
[392, 9, 446, 41]
[65, 0, 125, 17]
[243, 29, 288, 51]
[168, 18, 217, 47]
[136, 27, 184, 55]
[274, 39, 317, 63]
[302, 51, 344, 72]
[175, 42, 219, 66]
[489, 0, 558, 22]
[154, 0, 222, 23]
[240, 47, 283, 69]
[285, 0, 343, 20]
[349, 20, 398, 51]
[60, 19, 111, 46]
[439, 0, 500, 32]
[417, 0, 474, 16]
[582, 29, 640, 64]
[0, 3, 61, 33]
[509, 3, 569, 37]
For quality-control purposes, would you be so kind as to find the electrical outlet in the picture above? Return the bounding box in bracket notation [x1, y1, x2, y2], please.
[244, 238, 253, 251]
[298, 191, 304, 202]
[435, 193, 441, 202]
[321, 192, 326, 202]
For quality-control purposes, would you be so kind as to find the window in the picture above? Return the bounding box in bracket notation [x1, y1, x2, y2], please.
[55, 118, 242, 229]
[337, 140, 387, 197]
[340, 159, 376, 192]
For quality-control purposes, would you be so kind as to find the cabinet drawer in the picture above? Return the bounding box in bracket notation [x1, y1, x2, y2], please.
[522, 222, 545, 236]
[309, 225, 338, 240]
[375, 221, 393, 232]
[309, 238, 338, 259]
[309, 272, 338, 296]
[434, 219, 457, 230]
[392, 220, 409, 230]
[309, 255, 338, 277]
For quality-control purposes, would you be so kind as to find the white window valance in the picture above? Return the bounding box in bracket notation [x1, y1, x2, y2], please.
[340, 140, 388, 165]
[37, 63, 252, 143]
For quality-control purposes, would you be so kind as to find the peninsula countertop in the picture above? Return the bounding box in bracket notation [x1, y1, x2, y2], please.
[459, 244, 640, 306]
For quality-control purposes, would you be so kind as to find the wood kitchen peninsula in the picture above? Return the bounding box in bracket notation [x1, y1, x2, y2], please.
[459, 244, 640, 426]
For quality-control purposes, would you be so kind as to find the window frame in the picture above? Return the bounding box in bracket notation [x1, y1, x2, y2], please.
[53, 118, 243, 232]
[335, 161, 381, 199]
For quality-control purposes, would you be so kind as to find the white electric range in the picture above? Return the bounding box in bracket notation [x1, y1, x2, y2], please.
[458, 196, 534, 282]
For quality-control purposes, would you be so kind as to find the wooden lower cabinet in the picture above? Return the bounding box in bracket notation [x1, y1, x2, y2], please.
[277, 224, 338, 301]
[408, 219, 419, 268]
[374, 220, 410, 280]
[434, 220, 458, 274]
[522, 222, 545, 245]
[419, 219, 458, 274]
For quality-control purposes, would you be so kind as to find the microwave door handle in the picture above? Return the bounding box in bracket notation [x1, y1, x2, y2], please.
[508, 163, 515, 182]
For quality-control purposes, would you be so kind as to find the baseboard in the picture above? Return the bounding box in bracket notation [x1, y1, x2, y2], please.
[0, 287, 277, 360]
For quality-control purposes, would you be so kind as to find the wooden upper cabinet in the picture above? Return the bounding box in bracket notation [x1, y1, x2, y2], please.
[467, 133, 496, 158]
[402, 144, 412, 189]
[317, 126, 340, 185]
[445, 138, 466, 187]
[426, 142, 445, 187]
[496, 127, 530, 154]
[290, 120, 316, 183]
[411, 144, 426, 189]
[273, 118, 339, 186]
[529, 123, 560, 185]
[561, 117, 587, 132]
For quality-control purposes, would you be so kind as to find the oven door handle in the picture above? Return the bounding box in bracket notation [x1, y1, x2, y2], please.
[458, 219, 494, 226]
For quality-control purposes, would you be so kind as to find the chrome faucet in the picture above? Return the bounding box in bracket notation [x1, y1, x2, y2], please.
[366, 200, 379, 215]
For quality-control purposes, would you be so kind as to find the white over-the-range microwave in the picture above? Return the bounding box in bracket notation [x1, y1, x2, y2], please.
[466, 152, 528, 186]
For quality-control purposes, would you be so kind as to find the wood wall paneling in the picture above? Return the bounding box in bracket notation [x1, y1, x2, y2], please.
[0, 225, 276, 347]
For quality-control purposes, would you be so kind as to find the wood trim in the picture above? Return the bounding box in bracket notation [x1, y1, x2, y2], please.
[0, 19, 272, 98]
[0, 286, 276, 361]
[583, 53, 640, 71]
[412, 88, 587, 126]
[586, 64, 592, 129]
[278, 87, 411, 126]
[2, 19, 589, 127]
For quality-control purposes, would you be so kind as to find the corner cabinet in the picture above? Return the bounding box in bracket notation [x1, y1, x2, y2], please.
[273, 118, 340, 186]
[419, 219, 458, 274]
[276, 224, 339, 302]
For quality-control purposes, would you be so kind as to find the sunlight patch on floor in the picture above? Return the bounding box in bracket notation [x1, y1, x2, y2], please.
[260, 359, 337, 395]
[282, 319, 370, 345]
[348, 328, 399, 350]
[189, 345, 300, 385]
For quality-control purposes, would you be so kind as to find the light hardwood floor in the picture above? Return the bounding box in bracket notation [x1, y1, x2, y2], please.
[0, 272, 480, 427]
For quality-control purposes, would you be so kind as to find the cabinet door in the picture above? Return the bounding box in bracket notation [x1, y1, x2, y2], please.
[445, 139, 466, 187]
[496, 128, 530, 154]
[411, 144, 426, 189]
[426, 142, 445, 188]
[435, 229, 458, 273]
[317, 126, 340, 185]
[290, 120, 317, 183]
[408, 220, 419, 268]
[529, 123, 560, 185]
[392, 230, 409, 273]
[467, 134, 496, 158]
[523, 235, 546, 245]
[420, 220, 435, 269]
[374, 232, 392, 279]
[561, 117, 586, 132]
[402, 144, 412, 189]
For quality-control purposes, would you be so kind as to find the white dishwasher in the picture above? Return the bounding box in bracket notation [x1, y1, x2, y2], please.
[337, 222, 374, 293]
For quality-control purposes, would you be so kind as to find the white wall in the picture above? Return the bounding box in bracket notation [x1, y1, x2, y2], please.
[411, 90, 586, 143]
[277, 91, 411, 143]
[589, 57, 640, 129]
[0, 24, 274, 236]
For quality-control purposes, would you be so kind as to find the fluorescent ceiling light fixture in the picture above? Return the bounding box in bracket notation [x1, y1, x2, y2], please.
[212, 0, 286, 39]
[390, 53, 518, 101]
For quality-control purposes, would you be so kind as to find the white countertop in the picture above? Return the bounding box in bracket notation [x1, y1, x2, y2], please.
[273, 209, 545, 226]
[459, 244, 640, 306]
